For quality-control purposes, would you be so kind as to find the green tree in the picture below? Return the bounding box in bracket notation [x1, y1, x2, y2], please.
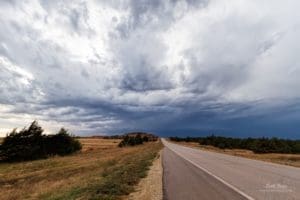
[0, 121, 82, 162]
[0, 121, 45, 161]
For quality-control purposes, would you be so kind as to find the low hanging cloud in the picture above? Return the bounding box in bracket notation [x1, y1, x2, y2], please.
[1, 0, 300, 138]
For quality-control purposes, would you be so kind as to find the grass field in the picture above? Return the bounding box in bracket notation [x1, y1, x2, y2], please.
[172, 141, 300, 168]
[0, 138, 163, 200]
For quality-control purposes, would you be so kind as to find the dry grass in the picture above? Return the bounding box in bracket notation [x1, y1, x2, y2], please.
[0, 138, 162, 200]
[172, 141, 300, 168]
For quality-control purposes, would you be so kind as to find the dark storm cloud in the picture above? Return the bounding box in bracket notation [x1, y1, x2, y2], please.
[0, 0, 300, 138]
[127, 0, 208, 27]
[112, 0, 209, 40]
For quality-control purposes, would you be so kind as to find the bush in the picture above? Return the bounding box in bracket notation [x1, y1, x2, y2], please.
[142, 136, 149, 142]
[45, 128, 82, 156]
[169, 135, 300, 154]
[118, 134, 148, 147]
[0, 121, 82, 162]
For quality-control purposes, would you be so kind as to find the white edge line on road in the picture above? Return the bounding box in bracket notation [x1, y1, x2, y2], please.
[165, 144, 255, 200]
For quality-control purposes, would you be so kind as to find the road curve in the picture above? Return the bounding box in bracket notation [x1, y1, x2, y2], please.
[162, 139, 300, 200]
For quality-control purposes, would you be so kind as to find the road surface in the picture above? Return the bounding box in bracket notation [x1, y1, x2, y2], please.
[162, 139, 300, 200]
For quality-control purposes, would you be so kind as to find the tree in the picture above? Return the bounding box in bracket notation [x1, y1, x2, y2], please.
[171, 135, 300, 154]
[0, 121, 82, 162]
[142, 136, 149, 142]
[0, 121, 45, 161]
[45, 128, 82, 156]
[118, 134, 145, 147]
[135, 134, 143, 145]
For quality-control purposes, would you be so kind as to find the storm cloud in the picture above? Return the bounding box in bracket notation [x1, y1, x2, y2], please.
[1, 0, 300, 138]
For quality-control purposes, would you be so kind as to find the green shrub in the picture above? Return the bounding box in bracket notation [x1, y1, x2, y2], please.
[0, 121, 82, 162]
[118, 134, 146, 147]
[45, 128, 82, 156]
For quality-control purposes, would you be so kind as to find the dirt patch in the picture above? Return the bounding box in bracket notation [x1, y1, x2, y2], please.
[126, 151, 163, 200]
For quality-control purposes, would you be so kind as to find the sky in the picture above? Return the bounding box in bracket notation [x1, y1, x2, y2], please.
[0, 0, 300, 138]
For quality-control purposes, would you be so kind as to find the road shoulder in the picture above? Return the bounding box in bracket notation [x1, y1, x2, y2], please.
[126, 150, 163, 200]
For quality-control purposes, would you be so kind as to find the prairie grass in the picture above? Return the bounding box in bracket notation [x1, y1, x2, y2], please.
[0, 138, 162, 200]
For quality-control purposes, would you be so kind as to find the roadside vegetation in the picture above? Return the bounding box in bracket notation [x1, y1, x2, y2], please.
[97, 132, 158, 141]
[0, 121, 81, 162]
[0, 137, 162, 200]
[118, 133, 158, 147]
[170, 135, 300, 154]
[170, 136, 300, 167]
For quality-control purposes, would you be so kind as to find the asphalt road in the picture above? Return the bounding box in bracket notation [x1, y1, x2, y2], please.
[162, 139, 300, 200]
